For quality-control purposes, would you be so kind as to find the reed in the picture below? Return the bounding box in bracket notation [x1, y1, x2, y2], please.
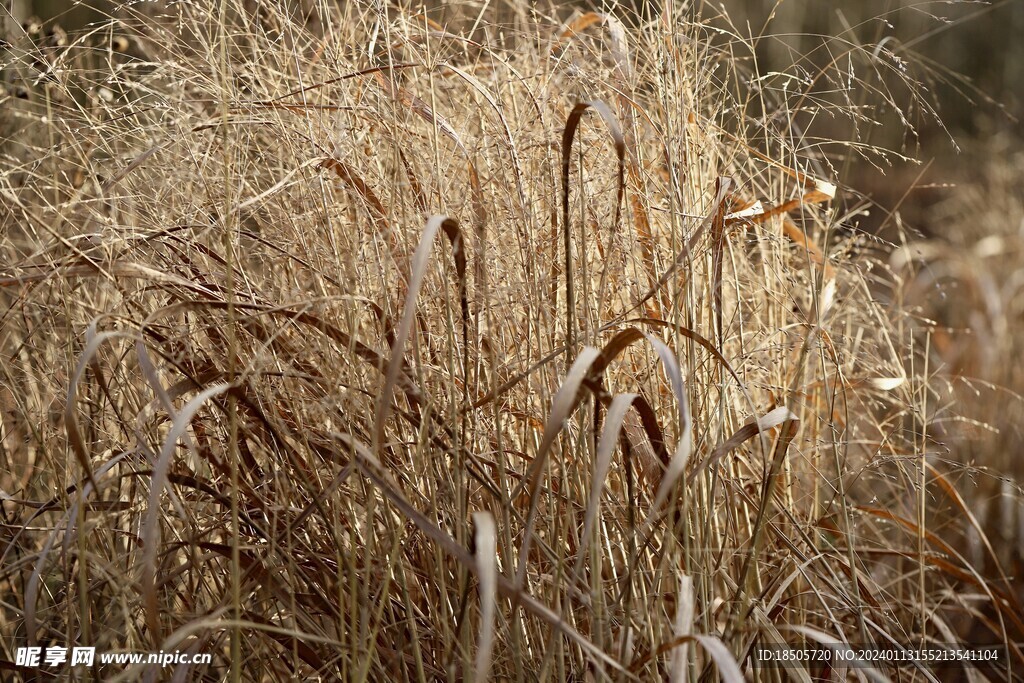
[1, 1, 1018, 679]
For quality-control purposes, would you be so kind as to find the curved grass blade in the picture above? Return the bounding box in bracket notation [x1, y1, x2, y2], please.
[561, 100, 625, 350]
[373, 215, 459, 449]
[472, 511, 497, 683]
[514, 346, 602, 590]
[142, 382, 230, 643]
[686, 406, 800, 484]
[585, 327, 670, 467]
[571, 392, 639, 587]
[643, 334, 692, 516]
[65, 323, 136, 494]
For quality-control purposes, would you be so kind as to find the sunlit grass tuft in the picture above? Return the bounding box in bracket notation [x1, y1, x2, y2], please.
[0, 1, 1020, 680]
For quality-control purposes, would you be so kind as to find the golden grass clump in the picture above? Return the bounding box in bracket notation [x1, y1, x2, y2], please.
[1, 1, 1019, 680]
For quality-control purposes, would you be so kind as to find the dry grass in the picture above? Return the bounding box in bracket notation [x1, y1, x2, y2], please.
[888, 130, 1024, 626]
[1, 1, 1020, 680]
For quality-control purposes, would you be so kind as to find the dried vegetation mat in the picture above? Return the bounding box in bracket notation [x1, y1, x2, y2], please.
[0, 1, 1020, 680]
